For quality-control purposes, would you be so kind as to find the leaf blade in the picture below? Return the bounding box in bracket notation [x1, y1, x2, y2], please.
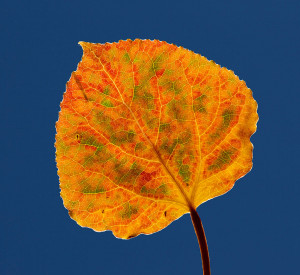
[55, 39, 258, 239]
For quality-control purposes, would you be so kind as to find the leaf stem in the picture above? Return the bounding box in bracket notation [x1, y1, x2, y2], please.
[190, 207, 211, 275]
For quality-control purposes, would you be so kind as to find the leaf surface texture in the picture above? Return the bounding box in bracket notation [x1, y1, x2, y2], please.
[55, 39, 258, 239]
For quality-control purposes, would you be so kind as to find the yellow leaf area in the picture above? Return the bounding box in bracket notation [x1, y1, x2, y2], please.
[55, 39, 258, 239]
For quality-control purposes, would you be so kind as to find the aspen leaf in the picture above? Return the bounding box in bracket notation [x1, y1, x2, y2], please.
[55, 39, 258, 240]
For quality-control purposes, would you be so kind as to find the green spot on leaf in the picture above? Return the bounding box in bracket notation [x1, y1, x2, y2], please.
[82, 179, 106, 194]
[193, 94, 207, 113]
[175, 149, 191, 184]
[159, 123, 170, 133]
[144, 112, 158, 129]
[103, 86, 110, 95]
[222, 109, 235, 128]
[167, 98, 187, 120]
[160, 138, 178, 155]
[77, 133, 104, 149]
[101, 99, 114, 108]
[123, 52, 131, 63]
[159, 79, 183, 94]
[135, 142, 147, 152]
[119, 162, 143, 185]
[133, 87, 155, 110]
[208, 150, 234, 170]
[157, 184, 169, 195]
[179, 164, 191, 183]
[209, 108, 235, 141]
[121, 202, 138, 219]
[150, 54, 164, 74]
[110, 130, 135, 146]
[178, 130, 192, 144]
[94, 111, 114, 133]
[140, 184, 169, 195]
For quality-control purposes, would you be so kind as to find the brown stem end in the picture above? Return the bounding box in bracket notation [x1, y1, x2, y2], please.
[190, 207, 211, 275]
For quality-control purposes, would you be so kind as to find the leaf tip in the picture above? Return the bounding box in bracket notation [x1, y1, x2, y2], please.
[78, 41, 90, 51]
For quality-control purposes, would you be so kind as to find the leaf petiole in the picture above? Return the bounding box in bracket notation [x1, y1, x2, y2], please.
[190, 208, 211, 275]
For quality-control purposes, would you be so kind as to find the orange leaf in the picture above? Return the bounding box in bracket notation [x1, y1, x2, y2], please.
[55, 39, 258, 239]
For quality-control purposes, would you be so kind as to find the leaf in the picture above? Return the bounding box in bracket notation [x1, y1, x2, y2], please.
[55, 39, 258, 239]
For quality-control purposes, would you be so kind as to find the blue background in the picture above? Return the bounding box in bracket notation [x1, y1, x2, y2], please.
[1, 0, 299, 274]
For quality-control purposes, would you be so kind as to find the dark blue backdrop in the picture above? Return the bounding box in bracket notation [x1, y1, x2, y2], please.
[1, 0, 299, 274]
